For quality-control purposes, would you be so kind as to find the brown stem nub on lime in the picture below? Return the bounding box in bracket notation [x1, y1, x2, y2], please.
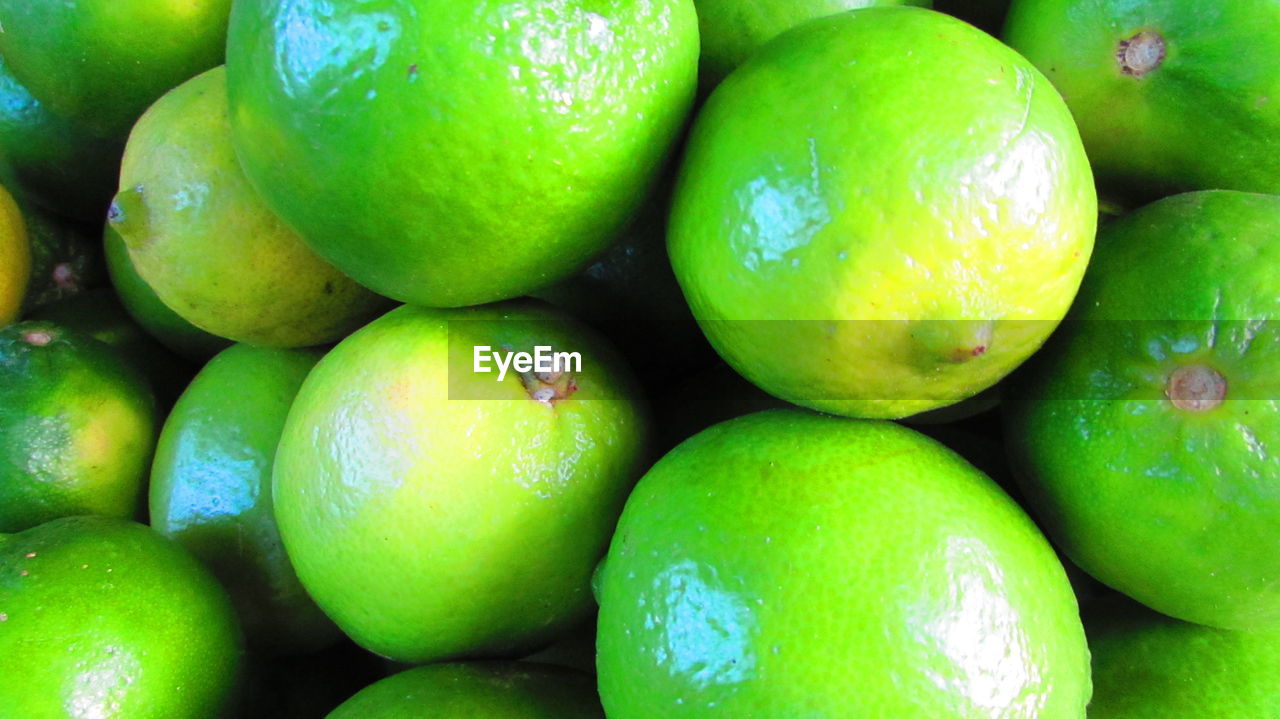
[1117, 31, 1166, 77]
[1165, 364, 1226, 412]
[1005, 0, 1280, 198]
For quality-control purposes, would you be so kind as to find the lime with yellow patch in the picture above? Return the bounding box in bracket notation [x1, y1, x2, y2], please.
[0, 0, 231, 142]
[111, 67, 388, 349]
[1005, 190, 1280, 631]
[327, 663, 603, 718]
[103, 225, 232, 362]
[695, 0, 931, 88]
[0, 183, 30, 325]
[0, 516, 244, 718]
[273, 300, 649, 663]
[226, 0, 699, 307]
[596, 409, 1090, 717]
[669, 7, 1096, 420]
[0, 321, 157, 533]
[150, 343, 341, 655]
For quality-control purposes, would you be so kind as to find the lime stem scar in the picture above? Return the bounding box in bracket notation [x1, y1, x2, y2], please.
[1118, 31, 1165, 77]
[1166, 364, 1226, 412]
[21, 330, 52, 346]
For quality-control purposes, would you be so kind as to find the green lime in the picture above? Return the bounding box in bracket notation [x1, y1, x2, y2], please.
[0, 183, 28, 324]
[0, 516, 243, 718]
[668, 7, 1096, 420]
[110, 66, 387, 349]
[18, 200, 104, 314]
[0, 53, 121, 221]
[327, 663, 603, 718]
[273, 301, 649, 663]
[150, 343, 341, 654]
[0, 0, 230, 141]
[696, 0, 931, 88]
[1005, 190, 1280, 630]
[596, 409, 1090, 717]
[1085, 597, 1280, 717]
[226, 0, 699, 307]
[103, 224, 232, 362]
[27, 289, 197, 408]
[1004, 0, 1280, 198]
[0, 321, 156, 533]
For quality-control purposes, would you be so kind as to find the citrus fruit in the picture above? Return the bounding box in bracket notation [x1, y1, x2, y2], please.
[1004, 0, 1280, 198]
[0, 0, 231, 141]
[18, 201, 103, 314]
[150, 343, 341, 655]
[0, 321, 157, 533]
[110, 67, 388, 349]
[0, 182, 29, 325]
[1084, 597, 1280, 717]
[103, 224, 232, 362]
[226, 0, 699, 307]
[28, 289, 196, 408]
[327, 663, 603, 718]
[596, 409, 1091, 717]
[0, 54, 121, 221]
[695, 0, 931, 88]
[1005, 190, 1280, 630]
[273, 301, 649, 663]
[668, 7, 1096, 420]
[0, 516, 243, 718]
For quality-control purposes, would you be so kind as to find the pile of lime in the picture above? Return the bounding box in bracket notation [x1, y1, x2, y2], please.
[2, 0, 1278, 716]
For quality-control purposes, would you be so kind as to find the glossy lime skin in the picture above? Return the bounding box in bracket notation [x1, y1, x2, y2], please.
[0, 0, 230, 141]
[0, 517, 243, 718]
[28, 289, 197, 409]
[1085, 598, 1280, 717]
[103, 225, 232, 362]
[695, 0, 931, 87]
[327, 663, 603, 718]
[273, 301, 650, 663]
[226, 0, 699, 307]
[0, 55, 121, 221]
[669, 7, 1096, 420]
[1005, 0, 1280, 198]
[0, 321, 157, 533]
[150, 343, 340, 655]
[597, 410, 1090, 718]
[1005, 191, 1280, 630]
[113, 67, 388, 349]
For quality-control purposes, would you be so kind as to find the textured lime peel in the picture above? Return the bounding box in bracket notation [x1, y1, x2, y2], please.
[1118, 31, 1165, 77]
[1166, 364, 1226, 412]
